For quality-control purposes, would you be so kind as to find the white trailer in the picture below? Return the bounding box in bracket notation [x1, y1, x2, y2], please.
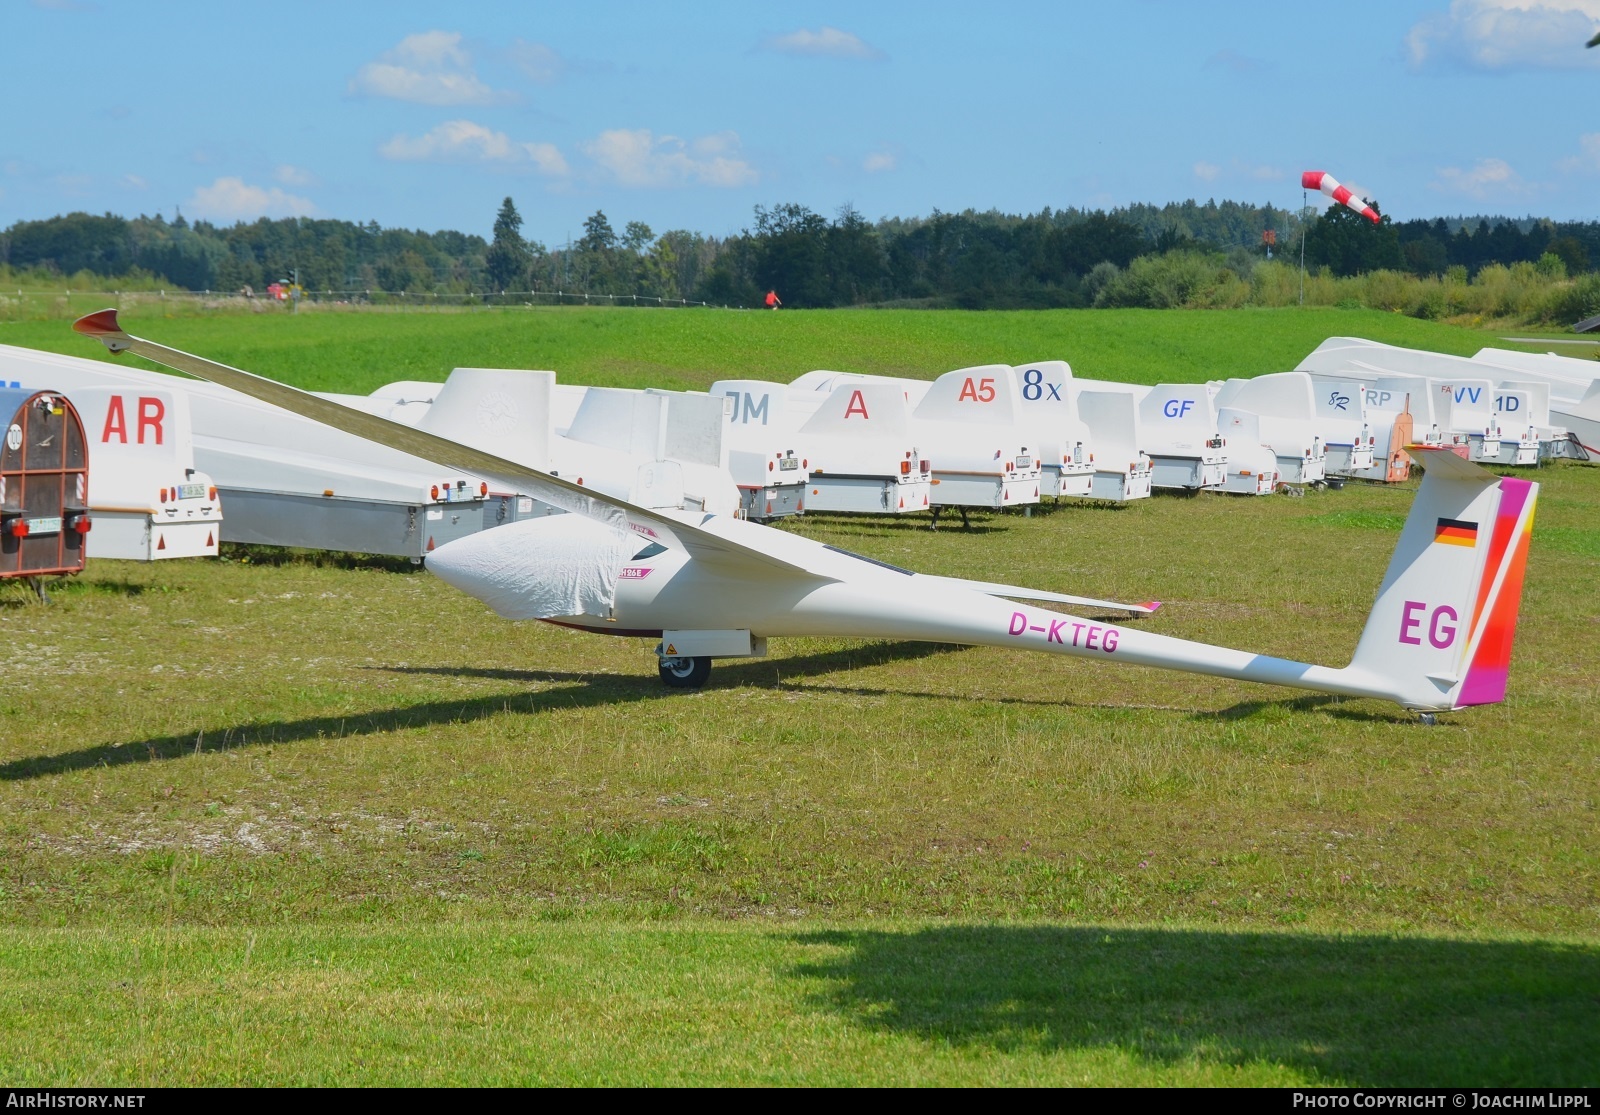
[709, 379, 812, 520]
[1468, 349, 1598, 462]
[902, 366, 1043, 513]
[1309, 377, 1377, 476]
[1069, 388, 1154, 501]
[1133, 383, 1228, 491]
[1010, 360, 1095, 498]
[794, 380, 934, 515]
[1209, 373, 1327, 484]
[0, 344, 489, 558]
[55, 384, 222, 560]
[1212, 408, 1281, 495]
[1299, 337, 1566, 464]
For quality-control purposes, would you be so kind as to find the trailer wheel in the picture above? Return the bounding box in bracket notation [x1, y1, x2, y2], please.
[658, 655, 711, 689]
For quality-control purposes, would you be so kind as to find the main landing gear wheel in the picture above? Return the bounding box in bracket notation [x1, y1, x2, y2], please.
[658, 655, 712, 689]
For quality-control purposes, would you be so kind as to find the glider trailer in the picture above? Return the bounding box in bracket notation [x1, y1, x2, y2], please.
[75, 310, 1540, 720]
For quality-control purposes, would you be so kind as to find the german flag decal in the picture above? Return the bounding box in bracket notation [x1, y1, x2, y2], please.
[1435, 517, 1478, 547]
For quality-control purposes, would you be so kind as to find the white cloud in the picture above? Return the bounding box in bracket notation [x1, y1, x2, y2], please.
[121, 173, 148, 190]
[862, 150, 897, 173]
[1558, 131, 1600, 172]
[186, 176, 318, 221]
[582, 129, 758, 188]
[274, 164, 314, 186]
[509, 39, 564, 84]
[761, 27, 884, 60]
[1193, 161, 1221, 182]
[1407, 0, 1600, 69]
[349, 31, 502, 105]
[1432, 157, 1529, 199]
[379, 120, 568, 176]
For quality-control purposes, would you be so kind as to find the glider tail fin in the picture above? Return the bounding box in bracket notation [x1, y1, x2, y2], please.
[1346, 447, 1538, 710]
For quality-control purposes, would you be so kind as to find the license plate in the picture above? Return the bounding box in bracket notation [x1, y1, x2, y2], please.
[779, 457, 799, 471]
[1016, 455, 1031, 468]
[178, 482, 207, 500]
[27, 517, 61, 534]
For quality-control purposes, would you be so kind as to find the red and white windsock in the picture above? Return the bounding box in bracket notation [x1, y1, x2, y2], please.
[1302, 170, 1380, 224]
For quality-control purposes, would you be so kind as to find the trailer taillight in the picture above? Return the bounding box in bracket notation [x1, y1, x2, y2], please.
[208, 486, 218, 500]
[8, 519, 27, 539]
[480, 482, 488, 496]
[899, 460, 910, 475]
[159, 488, 168, 503]
[430, 484, 440, 500]
[71, 516, 91, 535]
[919, 459, 930, 474]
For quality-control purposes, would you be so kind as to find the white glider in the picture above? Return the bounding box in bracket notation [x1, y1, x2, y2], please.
[73, 310, 1539, 716]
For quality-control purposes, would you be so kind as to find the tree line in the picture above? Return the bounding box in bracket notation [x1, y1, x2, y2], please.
[4, 195, 1599, 313]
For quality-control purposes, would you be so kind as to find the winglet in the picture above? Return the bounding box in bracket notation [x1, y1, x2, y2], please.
[1139, 601, 1163, 614]
[72, 308, 133, 353]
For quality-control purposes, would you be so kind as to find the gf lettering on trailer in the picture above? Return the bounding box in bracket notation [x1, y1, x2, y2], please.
[100, 396, 165, 445]
[1008, 611, 1120, 652]
[1162, 398, 1196, 418]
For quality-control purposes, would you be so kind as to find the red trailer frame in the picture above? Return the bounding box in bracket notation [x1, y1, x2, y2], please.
[0, 389, 91, 579]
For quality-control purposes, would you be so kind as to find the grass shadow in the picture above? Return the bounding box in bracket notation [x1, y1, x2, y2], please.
[0, 642, 966, 783]
[791, 924, 1600, 1085]
[1196, 693, 1412, 725]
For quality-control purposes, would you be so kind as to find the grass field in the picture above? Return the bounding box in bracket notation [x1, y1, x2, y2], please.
[4, 302, 1591, 393]
[0, 306, 1596, 1085]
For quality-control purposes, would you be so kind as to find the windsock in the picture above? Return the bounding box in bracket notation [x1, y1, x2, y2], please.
[1302, 170, 1380, 224]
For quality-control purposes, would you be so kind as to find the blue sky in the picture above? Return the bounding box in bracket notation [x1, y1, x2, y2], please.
[5, 0, 1599, 242]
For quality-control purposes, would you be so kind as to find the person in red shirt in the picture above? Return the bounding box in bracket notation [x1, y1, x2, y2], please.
[765, 289, 782, 310]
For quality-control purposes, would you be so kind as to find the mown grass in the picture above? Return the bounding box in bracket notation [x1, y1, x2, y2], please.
[2, 302, 1582, 394]
[1, 921, 1594, 1086]
[0, 307, 1595, 1084]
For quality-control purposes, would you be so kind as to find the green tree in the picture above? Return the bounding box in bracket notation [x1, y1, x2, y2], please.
[1304, 203, 1403, 277]
[484, 197, 532, 292]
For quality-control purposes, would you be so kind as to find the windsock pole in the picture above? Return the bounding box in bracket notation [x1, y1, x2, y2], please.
[1299, 189, 1307, 305]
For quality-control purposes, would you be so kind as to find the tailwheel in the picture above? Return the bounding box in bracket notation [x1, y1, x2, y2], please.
[658, 654, 712, 689]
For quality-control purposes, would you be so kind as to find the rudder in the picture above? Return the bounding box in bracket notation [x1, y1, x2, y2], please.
[1347, 447, 1538, 710]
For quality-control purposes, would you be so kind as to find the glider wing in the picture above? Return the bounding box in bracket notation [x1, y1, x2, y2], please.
[71, 309, 825, 581]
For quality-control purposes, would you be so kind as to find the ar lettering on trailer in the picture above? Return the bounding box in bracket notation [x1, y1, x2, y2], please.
[1008, 611, 1120, 653]
[101, 395, 165, 445]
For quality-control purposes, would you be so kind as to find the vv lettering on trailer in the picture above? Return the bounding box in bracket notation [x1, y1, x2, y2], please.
[1019, 368, 1063, 402]
[1455, 385, 1485, 405]
[100, 395, 165, 444]
[1007, 611, 1121, 652]
[725, 391, 770, 426]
